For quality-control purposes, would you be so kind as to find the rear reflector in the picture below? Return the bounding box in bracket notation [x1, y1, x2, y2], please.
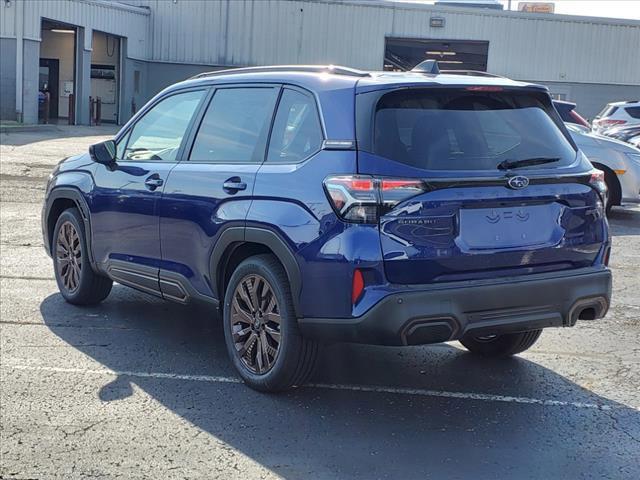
[352, 269, 365, 304]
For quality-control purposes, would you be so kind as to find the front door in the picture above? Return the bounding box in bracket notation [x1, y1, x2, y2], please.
[159, 85, 280, 300]
[89, 89, 207, 293]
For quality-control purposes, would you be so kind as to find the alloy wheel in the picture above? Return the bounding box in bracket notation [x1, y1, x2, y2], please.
[56, 221, 82, 293]
[230, 274, 282, 374]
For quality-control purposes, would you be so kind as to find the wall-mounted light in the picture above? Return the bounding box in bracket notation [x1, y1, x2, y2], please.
[51, 29, 75, 34]
[430, 16, 445, 28]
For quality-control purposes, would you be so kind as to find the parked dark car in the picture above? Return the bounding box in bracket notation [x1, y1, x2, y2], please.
[42, 63, 612, 392]
[552, 99, 590, 128]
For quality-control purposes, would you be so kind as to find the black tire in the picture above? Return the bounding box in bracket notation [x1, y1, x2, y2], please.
[52, 208, 112, 305]
[222, 254, 318, 392]
[459, 329, 542, 357]
[603, 169, 621, 215]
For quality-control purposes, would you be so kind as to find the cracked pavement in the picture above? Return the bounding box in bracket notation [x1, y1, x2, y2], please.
[1, 126, 639, 479]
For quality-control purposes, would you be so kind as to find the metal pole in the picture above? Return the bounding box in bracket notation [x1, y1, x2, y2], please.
[15, 0, 24, 122]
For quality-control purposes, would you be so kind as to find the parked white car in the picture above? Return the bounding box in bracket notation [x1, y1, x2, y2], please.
[566, 123, 640, 212]
[592, 101, 640, 133]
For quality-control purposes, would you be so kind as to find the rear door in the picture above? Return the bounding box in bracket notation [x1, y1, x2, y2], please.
[158, 84, 280, 300]
[357, 87, 607, 284]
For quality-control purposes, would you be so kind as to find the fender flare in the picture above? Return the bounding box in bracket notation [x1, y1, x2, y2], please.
[210, 226, 303, 316]
[44, 187, 99, 271]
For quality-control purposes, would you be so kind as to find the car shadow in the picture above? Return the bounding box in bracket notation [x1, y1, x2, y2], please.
[608, 205, 640, 236]
[40, 288, 640, 479]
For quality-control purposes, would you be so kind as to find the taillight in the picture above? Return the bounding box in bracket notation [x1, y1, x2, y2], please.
[323, 175, 425, 223]
[599, 119, 627, 127]
[589, 169, 608, 204]
[569, 110, 590, 128]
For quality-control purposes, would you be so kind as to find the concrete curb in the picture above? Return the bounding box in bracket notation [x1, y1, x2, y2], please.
[0, 124, 62, 134]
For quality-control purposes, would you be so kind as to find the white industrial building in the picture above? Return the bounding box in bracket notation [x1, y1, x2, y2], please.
[1, 0, 639, 125]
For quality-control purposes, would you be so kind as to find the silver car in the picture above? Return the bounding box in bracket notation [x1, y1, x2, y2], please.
[566, 123, 640, 212]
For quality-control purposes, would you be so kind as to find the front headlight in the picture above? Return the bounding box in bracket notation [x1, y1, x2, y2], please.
[624, 152, 640, 166]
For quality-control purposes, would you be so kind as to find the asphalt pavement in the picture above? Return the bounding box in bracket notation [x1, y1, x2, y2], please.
[1, 126, 639, 479]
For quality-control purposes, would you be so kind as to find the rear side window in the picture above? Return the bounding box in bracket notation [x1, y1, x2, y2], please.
[371, 89, 577, 171]
[267, 89, 323, 163]
[597, 105, 618, 118]
[625, 106, 640, 119]
[190, 87, 278, 163]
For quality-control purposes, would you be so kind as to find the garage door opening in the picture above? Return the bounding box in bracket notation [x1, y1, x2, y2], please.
[39, 19, 78, 124]
[384, 38, 489, 72]
[91, 31, 121, 124]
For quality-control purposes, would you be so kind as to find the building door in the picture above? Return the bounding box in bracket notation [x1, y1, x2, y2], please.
[384, 38, 490, 72]
[39, 59, 59, 120]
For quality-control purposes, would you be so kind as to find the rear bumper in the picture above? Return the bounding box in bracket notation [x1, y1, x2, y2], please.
[299, 267, 612, 346]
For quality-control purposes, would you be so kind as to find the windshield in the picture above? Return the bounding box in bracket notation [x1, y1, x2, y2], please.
[372, 89, 577, 171]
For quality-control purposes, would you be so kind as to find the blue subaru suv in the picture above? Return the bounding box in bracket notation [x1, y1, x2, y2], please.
[43, 63, 612, 392]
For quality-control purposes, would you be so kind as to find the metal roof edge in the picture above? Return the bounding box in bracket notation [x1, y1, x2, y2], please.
[298, 0, 640, 28]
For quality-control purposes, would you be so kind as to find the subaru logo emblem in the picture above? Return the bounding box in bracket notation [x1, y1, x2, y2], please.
[507, 176, 529, 190]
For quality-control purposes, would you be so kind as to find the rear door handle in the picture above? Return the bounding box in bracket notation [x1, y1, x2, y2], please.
[223, 177, 247, 193]
[144, 174, 164, 191]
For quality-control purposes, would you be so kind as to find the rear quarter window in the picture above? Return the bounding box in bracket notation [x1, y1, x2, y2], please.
[625, 106, 640, 119]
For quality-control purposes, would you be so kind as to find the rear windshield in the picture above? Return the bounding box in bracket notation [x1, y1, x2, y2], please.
[597, 105, 618, 118]
[372, 89, 577, 171]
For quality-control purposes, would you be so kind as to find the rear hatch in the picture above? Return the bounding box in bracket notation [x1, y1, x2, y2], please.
[355, 86, 607, 284]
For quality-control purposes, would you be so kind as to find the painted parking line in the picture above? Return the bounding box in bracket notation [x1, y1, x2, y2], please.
[4, 363, 629, 412]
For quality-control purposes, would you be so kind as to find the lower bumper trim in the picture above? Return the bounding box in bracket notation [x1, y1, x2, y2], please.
[299, 268, 612, 346]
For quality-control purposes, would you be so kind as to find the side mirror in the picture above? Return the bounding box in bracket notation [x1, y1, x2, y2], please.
[89, 140, 116, 165]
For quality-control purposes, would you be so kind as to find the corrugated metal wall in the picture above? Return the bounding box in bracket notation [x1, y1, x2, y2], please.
[136, 0, 640, 85]
[1, 0, 638, 85]
[0, 0, 150, 59]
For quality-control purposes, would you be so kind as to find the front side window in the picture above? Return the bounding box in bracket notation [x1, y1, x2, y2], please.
[123, 90, 205, 161]
[372, 89, 577, 171]
[189, 87, 278, 163]
[267, 89, 323, 163]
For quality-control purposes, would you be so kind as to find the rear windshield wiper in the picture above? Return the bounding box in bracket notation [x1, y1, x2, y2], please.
[497, 157, 560, 170]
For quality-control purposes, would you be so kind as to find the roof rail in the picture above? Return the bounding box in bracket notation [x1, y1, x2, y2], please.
[189, 65, 370, 80]
[440, 69, 505, 78]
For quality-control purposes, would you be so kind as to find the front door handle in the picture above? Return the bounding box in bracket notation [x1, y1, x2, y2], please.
[223, 177, 247, 193]
[144, 174, 164, 191]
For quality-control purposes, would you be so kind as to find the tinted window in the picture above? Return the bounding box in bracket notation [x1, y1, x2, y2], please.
[124, 90, 205, 161]
[597, 105, 618, 118]
[190, 87, 278, 163]
[372, 89, 576, 171]
[115, 131, 130, 160]
[625, 106, 640, 119]
[267, 89, 323, 163]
